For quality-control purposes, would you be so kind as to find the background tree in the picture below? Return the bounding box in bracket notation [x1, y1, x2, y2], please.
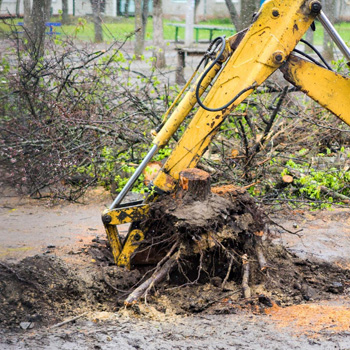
[124, 0, 130, 17]
[62, 0, 69, 24]
[194, 0, 200, 23]
[185, 0, 195, 46]
[240, 0, 258, 30]
[15, 0, 20, 17]
[225, 0, 258, 31]
[322, 0, 336, 60]
[90, 0, 103, 43]
[225, 0, 240, 31]
[153, 0, 166, 68]
[134, 0, 149, 57]
[23, 0, 52, 59]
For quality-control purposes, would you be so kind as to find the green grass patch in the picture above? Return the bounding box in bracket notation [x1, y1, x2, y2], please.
[1, 16, 350, 46]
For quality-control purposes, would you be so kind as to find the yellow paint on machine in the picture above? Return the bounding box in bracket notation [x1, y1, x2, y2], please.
[152, 0, 319, 193]
[281, 54, 350, 127]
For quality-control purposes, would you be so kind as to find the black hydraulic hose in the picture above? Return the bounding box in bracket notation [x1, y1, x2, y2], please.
[292, 48, 329, 69]
[195, 36, 257, 112]
[300, 38, 333, 70]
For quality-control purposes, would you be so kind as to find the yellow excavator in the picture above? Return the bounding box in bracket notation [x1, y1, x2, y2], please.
[102, 0, 350, 268]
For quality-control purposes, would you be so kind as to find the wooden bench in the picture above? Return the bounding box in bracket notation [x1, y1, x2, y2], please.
[17, 22, 61, 35]
[167, 23, 235, 43]
[175, 47, 207, 85]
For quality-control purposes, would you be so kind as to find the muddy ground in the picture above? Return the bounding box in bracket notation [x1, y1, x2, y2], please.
[1, 186, 350, 349]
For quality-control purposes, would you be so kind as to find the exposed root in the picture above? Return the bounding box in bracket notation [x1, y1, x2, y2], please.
[124, 254, 178, 306]
[241, 254, 251, 299]
[125, 242, 180, 305]
[222, 256, 234, 290]
[254, 235, 268, 271]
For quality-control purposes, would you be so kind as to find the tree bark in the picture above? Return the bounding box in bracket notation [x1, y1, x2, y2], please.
[61, 0, 69, 24]
[134, 0, 143, 57]
[134, 0, 149, 58]
[322, 0, 336, 61]
[240, 0, 257, 30]
[178, 168, 211, 201]
[124, 0, 130, 17]
[225, 0, 240, 32]
[185, 0, 195, 47]
[24, 0, 52, 60]
[15, 0, 20, 17]
[90, 0, 103, 43]
[141, 0, 149, 39]
[194, 0, 200, 24]
[152, 0, 166, 68]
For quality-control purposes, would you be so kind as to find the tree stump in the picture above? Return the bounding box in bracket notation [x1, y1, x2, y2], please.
[177, 168, 211, 201]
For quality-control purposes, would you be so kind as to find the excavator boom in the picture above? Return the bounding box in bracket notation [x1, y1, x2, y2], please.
[102, 0, 350, 267]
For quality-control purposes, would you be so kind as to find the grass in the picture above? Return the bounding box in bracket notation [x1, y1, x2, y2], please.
[1, 16, 350, 46]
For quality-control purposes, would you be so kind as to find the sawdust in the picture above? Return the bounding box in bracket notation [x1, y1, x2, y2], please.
[266, 299, 350, 336]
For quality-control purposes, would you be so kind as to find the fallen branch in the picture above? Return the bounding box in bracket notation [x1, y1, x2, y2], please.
[320, 185, 350, 203]
[124, 254, 178, 306]
[49, 312, 87, 329]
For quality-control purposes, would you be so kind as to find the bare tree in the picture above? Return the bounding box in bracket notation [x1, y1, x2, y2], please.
[124, 0, 130, 17]
[225, 0, 240, 31]
[152, 0, 166, 68]
[23, 0, 52, 59]
[185, 0, 195, 46]
[194, 0, 200, 23]
[62, 0, 69, 24]
[15, 0, 20, 17]
[322, 0, 336, 60]
[134, 0, 149, 57]
[240, 0, 257, 30]
[90, 0, 103, 43]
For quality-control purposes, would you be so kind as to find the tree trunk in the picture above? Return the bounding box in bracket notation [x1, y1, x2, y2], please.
[134, 0, 149, 58]
[322, 0, 335, 60]
[90, 0, 103, 43]
[152, 0, 166, 68]
[240, 0, 257, 30]
[24, 0, 52, 60]
[23, 0, 31, 18]
[124, 0, 129, 17]
[134, 0, 143, 57]
[116, 0, 121, 15]
[194, 0, 200, 24]
[15, 0, 20, 17]
[61, 0, 69, 24]
[225, 0, 240, 32]
[141, 0, 149, 41]
[185, 0, 195, 47]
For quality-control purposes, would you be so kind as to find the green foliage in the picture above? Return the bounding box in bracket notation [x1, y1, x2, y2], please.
[281, 153, 350, 208]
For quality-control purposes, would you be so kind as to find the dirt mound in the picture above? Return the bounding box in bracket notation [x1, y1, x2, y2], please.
[1, 183, 349, 330]
[0, 238, 349, 329]
[0, 254, 140, 329]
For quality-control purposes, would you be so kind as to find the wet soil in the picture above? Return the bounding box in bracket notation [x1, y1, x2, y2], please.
[1, 187, 350, 349]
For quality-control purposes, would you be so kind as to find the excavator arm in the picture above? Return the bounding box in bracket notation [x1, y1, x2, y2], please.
[102, 0, 350, 267]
